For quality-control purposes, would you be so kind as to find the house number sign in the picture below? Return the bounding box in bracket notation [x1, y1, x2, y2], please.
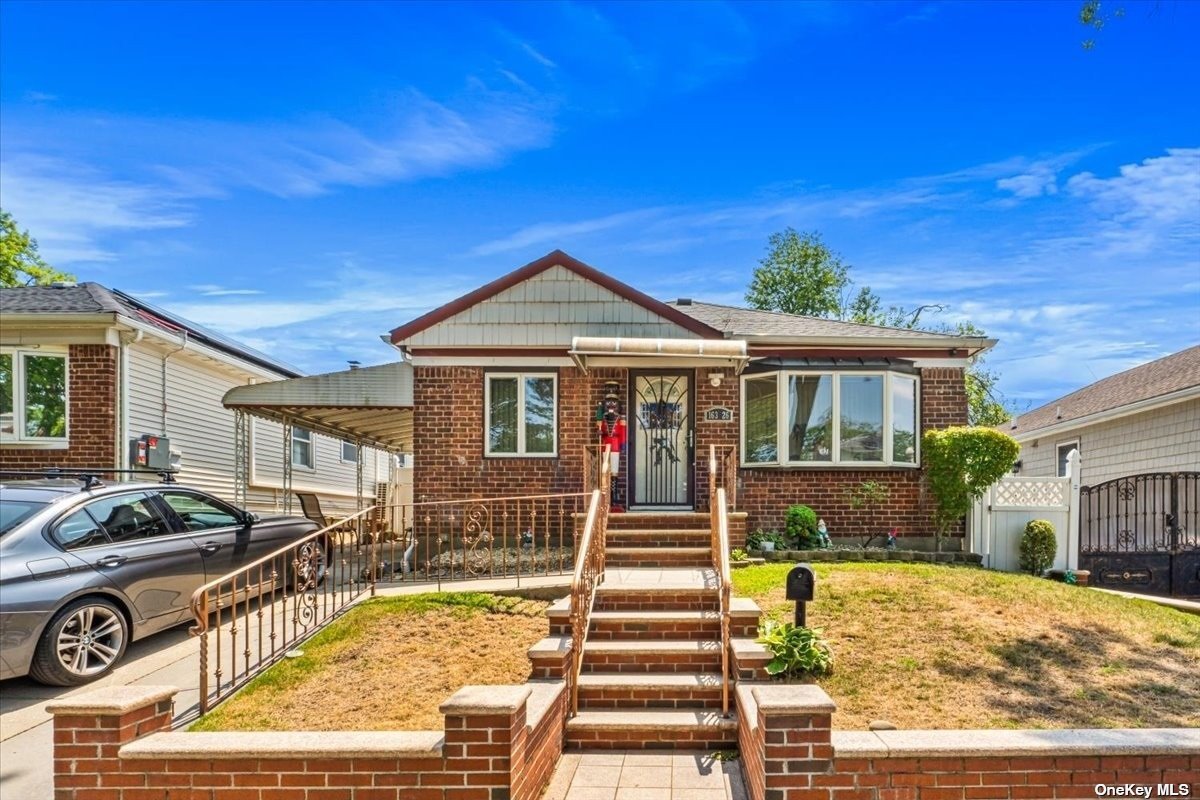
[704, 407, 733, 422]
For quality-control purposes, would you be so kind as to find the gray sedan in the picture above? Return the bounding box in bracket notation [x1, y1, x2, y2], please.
[0, 478, 319, 685]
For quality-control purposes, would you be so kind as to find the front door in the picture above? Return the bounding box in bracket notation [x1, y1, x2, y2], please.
[630, 371, 694, 508]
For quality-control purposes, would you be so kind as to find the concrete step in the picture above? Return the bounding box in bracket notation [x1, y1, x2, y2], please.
[606, 530, 712, 548]
[581, 639, 723, 673]
[605, 546, 712, 567]
[548, 597, 762, 639]
[606, 513, 711, 531]
[565, 709, 738, 750]
[576, 672, 725, 709]
[594, 568, 720, 612]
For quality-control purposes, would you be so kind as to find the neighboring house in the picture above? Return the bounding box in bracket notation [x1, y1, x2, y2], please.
[1007, 345, 1200, 487]
[389, 250, 992, 538]
[0, 282, 388, 516]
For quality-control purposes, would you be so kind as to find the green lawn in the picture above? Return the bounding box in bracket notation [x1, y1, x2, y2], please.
[733, 562, 1200, 730]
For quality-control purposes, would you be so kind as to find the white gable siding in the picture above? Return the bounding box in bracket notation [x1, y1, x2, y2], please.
[125, 340, 386, 517]
[402, 265, 698, 347]
[1017, 399, 1200, 486]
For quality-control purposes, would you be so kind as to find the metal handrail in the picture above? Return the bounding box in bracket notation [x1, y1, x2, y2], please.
[569, 446, 611, 717]
[708, 445, 732, 716]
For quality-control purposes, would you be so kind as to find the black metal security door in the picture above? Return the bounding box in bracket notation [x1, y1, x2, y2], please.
[629, 371, 694, 508]
[1079, 472, 1200, 598]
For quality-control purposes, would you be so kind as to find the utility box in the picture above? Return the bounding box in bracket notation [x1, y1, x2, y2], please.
[130, 434, 172, 470]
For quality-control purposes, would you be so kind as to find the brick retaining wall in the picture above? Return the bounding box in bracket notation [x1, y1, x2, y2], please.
[737, 684, 1200, 800]
[49, 681, 567, 800]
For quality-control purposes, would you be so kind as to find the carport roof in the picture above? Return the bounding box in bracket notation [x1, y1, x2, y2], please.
[222, 361, 414, 452]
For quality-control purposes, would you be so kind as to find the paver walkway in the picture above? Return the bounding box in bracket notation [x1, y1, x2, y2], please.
[544, 751, 748, 800]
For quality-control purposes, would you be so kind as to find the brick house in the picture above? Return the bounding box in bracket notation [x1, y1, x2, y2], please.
[391, 250, 992, 540]
[0, 282, 389, 515]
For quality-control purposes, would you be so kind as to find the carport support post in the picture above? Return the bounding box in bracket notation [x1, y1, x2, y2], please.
[233, 409, 248, 509]
[282, 416, 293, 516]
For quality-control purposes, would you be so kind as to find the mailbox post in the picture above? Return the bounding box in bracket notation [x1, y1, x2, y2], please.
[785, 564, 816, 627]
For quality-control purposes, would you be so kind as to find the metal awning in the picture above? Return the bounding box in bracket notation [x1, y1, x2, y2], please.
[223, 361, 414, 453]
[569, 337, 750, 373]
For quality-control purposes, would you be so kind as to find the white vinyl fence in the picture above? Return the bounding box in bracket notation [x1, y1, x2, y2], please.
[968, 450, 1081, 573]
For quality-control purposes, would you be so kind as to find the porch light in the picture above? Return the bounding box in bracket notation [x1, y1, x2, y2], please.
[708, 372, 724, 388]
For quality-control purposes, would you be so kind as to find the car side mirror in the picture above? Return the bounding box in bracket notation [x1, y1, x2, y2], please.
[243, 512, 261, 526]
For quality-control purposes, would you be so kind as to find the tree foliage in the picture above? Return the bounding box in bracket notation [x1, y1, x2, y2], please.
[1079, 1, 1125, 49]
[922, 427, 1021, 546]
[746, 228, 1015, 426]
[1, 210, 74, 287]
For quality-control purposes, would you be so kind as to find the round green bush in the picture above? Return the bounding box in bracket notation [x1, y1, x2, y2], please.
[785, 504, 819, 547]
[1019, 519, 1057, 575]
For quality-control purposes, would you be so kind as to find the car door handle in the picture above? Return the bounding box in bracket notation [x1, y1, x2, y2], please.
[199, 542, 222, 554]
[95, 555, 127, 568]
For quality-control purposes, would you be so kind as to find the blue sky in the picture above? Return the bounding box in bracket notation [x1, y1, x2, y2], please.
[2, 1, 1197, 411]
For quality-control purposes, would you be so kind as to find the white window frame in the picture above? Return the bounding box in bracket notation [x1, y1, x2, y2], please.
[0, 346, 70, 448]
[291, 426, 315, 470]
[1056, 439, 1079, 478]
[340, 440, 359, 463]
[739, 370, 920, 468]
[484, 372, 558, 458]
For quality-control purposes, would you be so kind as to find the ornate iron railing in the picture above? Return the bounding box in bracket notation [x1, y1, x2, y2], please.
[569, 447, 611, 717]
[708, 445, 732, 716]
[366, 493, 587, 588]
[190, 506, 377, 714]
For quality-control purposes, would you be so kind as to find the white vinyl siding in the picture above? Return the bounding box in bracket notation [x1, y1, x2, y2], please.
[740, 371, 920, 467]
[402, 265, 698, 347]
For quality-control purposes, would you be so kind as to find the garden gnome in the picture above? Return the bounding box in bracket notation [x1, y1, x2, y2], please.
[817, 519, 831, 549]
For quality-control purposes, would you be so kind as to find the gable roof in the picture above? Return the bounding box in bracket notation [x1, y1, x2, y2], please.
[388, 250, 721, 344]
[0, 282, 302, 377]
[1007, 345, 1200, 438]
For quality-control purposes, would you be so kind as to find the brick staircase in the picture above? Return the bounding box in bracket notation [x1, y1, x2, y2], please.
[540, 511, 767, 751]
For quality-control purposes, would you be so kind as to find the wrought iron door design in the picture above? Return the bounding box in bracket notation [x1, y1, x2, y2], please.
[1079, 472, 1200, 598]
[631, 373, 693, 507]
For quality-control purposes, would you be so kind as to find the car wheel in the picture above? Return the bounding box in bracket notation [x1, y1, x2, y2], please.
[29, 598, 129, 686]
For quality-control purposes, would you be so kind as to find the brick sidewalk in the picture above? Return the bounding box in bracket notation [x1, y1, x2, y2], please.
[545, 751, 748, 800]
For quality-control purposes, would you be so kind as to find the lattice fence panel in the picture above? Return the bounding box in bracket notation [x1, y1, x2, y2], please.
[991, 478, 1069, 509]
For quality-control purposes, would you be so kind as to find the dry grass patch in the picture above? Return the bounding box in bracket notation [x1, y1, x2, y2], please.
[192, 592, 549, 732]
[733, 563, 1200, 731]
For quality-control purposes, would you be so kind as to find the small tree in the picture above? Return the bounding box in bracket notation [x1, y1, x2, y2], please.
[0, 210, 74, 287]
[844, 480, 891, 547]
[785, 504, 819, 548]
[922, 427, 1020, 551]
[1019, 520, 1057, 576]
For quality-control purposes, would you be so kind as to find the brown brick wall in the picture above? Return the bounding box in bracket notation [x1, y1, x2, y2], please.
[0, 344, 118, 470]
[415, 364, 968, 538]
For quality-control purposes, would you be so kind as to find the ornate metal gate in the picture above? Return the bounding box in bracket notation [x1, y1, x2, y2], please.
[630, 372, 693, 508]
[1079, 472, 1200, 597]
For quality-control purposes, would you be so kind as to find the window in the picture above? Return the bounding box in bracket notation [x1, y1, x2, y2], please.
[741, 371, 920, 467]
[0, 348, 68, 444]
[291, 427, 314, 469]
[1057, 441, 1079, 477]
[340, 440, 358, 463]
[160, 491, 241, 531]
[485, 373, 557, 456]
[84, 493, 173, 542]
[53, 510, 111, 550]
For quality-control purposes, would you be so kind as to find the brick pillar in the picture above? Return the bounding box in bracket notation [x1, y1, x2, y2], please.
[753, 684, 837, 800]
[440, 684, 533, 800]
[47, 685, 177, 800]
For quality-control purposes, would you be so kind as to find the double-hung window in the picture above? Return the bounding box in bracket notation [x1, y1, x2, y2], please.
[291, 427, 315, 469]
[1, 347, 69, 445]
[742, 371, 919, 467]
[485, 373, 557, 457]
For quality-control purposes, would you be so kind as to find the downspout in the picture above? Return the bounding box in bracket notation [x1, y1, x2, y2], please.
[161, 331, 188, 436]
[115, 329, 144, 477]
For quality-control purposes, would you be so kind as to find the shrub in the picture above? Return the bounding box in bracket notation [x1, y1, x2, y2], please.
[747, 529, 788, 551]
[1019, 519, 1057, 575]
[730, 548, 749, 562]
[757, 620, 834, 679]
[785, 504, 819, 547]
[922, 426, 1020, 549]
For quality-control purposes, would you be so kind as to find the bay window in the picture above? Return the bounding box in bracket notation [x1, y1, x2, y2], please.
[485, 373, 557, 456]
[1, 348, 68, 444]
[742, 371, 919, 467]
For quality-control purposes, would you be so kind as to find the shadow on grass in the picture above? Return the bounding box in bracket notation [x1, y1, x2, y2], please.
[935, 623, 1200, 727]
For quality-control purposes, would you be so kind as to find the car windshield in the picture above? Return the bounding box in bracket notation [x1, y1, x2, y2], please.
[1, 500, 48, 535]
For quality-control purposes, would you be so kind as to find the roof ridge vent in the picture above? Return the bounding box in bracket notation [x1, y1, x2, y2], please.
[51, 281, 78, 288]
[676, 298, 692, 306]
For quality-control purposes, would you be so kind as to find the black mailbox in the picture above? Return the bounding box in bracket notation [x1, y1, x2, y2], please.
[785, 563, 816, 627]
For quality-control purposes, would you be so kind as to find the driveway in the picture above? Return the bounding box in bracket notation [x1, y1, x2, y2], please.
[1, 622, 206, 800]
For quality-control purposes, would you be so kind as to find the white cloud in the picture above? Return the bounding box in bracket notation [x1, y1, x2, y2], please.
[996, 165, 1059, 199]
[1066, 147, 1200, 228]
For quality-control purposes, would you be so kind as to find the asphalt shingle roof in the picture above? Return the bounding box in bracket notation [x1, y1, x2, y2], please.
[665, 300, 973, 341]
[1007, 345, 1200, 437]
[0, 282, 128, 315]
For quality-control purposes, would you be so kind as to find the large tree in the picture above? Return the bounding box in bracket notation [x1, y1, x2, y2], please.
[1, 210, 74, 287]
[745, 228, 1014, 426]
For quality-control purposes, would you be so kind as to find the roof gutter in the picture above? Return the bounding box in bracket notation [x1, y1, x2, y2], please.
[1009, 384, 1200, 442]
[738, 334, 996, 353]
